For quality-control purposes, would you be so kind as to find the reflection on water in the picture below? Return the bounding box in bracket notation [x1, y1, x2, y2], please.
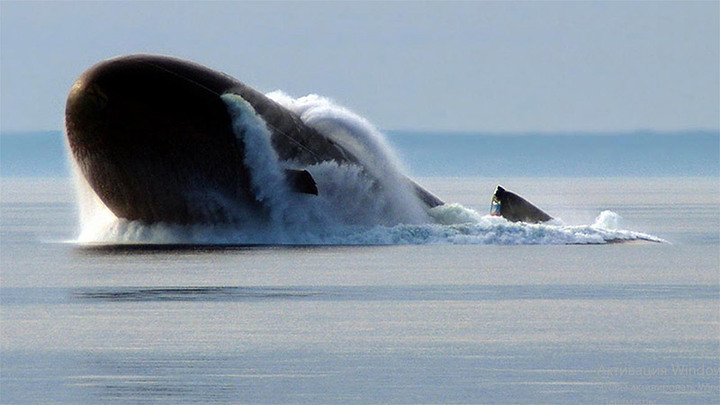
[70, 284, 719, 303]
[74, 286, 322, 302]
[4, 342, 718, 404]
[3, 285, 716, 306]
[2, 177, 718, 404]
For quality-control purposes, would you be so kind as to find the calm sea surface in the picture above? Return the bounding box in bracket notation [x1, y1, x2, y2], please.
[1, 176, 718, 404]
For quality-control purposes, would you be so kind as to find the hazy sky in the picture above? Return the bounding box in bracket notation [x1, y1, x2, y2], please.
[1, 1, 718, 133]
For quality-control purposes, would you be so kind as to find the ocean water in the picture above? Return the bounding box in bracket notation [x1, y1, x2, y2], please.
[1, 92, 719, 403]
[2, 130, 718, 179]
[1, 175, 718, 404]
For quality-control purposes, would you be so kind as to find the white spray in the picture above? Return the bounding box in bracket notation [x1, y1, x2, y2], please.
[70, 92, 663, 245]
[267, 92, 432, 225]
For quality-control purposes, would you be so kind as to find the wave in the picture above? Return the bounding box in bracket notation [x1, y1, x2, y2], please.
[72, 93, 663, 246]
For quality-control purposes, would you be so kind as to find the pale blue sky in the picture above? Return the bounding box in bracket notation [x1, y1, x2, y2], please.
[1, 1, 718, 133]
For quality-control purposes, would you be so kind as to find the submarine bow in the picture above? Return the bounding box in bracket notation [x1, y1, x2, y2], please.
[66, 54, 443, 225]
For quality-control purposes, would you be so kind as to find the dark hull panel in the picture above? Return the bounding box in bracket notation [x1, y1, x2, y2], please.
[66, 55, 439, 225]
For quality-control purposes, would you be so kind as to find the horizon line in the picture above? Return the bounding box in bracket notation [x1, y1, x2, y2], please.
[1, 128, 718, 137]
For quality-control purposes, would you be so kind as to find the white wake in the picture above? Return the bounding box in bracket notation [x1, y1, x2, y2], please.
[72, 92, 663, 245]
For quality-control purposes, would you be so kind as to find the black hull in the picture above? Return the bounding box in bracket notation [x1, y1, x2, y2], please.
[66, 55, 439, 224]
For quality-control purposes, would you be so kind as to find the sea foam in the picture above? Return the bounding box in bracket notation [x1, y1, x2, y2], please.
[71, 92, 663, 245]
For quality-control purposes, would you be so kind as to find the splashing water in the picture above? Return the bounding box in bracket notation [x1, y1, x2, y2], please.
[70, 92, 663, 245]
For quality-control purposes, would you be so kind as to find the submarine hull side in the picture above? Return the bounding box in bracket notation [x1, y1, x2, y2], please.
[65, 55, 345, 224]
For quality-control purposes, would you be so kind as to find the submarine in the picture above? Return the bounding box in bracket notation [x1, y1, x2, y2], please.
[490, 186, 553, 223]
[65, 54, 443, 224]
[65, 54, 552, 226]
